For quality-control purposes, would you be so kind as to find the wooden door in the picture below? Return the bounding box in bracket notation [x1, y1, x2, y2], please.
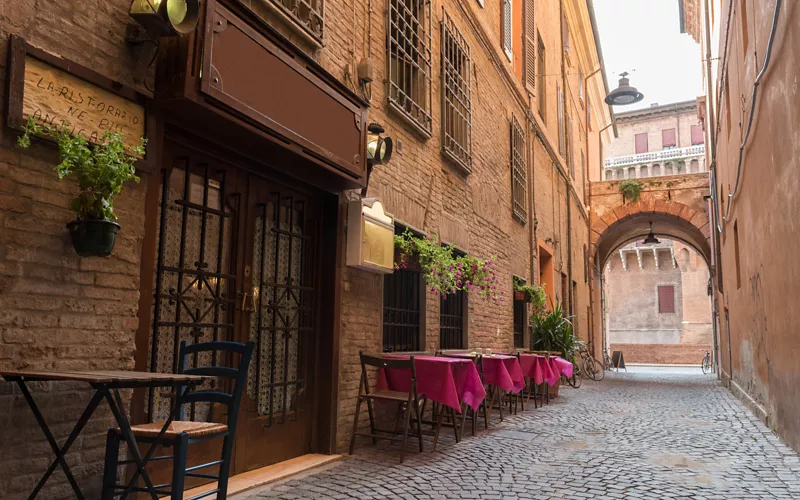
[141, 141, 245, 489]
[234, 174, 319, 472]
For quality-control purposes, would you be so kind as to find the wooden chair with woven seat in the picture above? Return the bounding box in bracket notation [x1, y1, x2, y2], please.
[349, 352, 424, 463]
[101, 340, 254, 500]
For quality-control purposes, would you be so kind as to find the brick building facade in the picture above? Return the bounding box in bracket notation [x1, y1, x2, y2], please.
[0, 0, 612, 496]
[605, 240, 712, 364]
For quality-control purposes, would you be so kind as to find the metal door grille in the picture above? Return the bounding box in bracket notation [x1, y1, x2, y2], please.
[439, 290, 465, 349]
[149, 159, 236, 422]
[383, 269, 421, 352]
[513, 299, 526, 348]
[247, 193, 316, 426]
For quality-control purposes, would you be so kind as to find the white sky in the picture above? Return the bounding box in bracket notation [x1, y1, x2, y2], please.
[594, 0, 704, 111]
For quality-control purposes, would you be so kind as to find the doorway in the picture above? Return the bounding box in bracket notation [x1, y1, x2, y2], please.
[140, 138, 324, 479]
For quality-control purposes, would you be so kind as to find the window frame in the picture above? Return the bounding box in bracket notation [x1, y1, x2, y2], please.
[662, 128, 677, 149]
[537, 33, 546, 121]
[502, 0, 513, 62]
[440, 288, 468, 350]
[657, 284, 676, 314]
[387, 0, 433, 136]
[441, 9, 473, 173]
[635, 132, 649, 154]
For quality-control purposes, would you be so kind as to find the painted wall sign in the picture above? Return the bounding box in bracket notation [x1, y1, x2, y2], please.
[21, 57, 145, 150]
[7, 36, 147, 154]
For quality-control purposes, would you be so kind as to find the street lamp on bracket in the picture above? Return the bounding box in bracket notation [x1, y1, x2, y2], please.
[605, 72, 644, 106]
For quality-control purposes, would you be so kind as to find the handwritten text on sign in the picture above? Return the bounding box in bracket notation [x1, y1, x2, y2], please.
[22, 56, 145, 150]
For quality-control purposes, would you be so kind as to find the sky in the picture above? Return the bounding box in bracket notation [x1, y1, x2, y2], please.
[594, 0, 704, 111]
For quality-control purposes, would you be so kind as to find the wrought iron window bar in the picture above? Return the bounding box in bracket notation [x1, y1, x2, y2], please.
[511, 115, 528, 223]
[441, 9, 472, 173]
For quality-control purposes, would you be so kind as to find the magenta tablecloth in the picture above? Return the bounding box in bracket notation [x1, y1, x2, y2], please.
[519, 354, 545, 385]
[376, 355, 486, 412]
[551, 356, 574, 378]
[482, 355, 525, 393]
[540, 356, 559, 386]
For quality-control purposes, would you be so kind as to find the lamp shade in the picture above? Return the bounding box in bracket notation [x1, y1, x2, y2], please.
[130, 0, 200, 36]
[605, 73, 644, 106]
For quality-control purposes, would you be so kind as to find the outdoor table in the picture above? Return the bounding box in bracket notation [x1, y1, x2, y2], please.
[0, 369, 207, 500]
[482, 354, 525, 393]
[377, 355, 486, 413]
[551, 356, 574, 379]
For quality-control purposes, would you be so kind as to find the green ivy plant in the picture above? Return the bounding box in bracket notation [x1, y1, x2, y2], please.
[394, 229, 503, 303]
[619, 179, 643, 203]
[513, 276, 547, 314]
[17, 117, 145, 221]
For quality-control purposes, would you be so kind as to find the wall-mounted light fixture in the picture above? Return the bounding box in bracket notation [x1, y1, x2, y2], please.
[129, 0, 200, 36]
[126, 0, 200, 83]
[362, 122, 394, 196]
[642, 222, 660, 245]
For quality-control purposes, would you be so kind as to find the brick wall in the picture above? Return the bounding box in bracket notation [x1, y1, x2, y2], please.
[609, 343, 711, 365]
[0, 1, 147, 497]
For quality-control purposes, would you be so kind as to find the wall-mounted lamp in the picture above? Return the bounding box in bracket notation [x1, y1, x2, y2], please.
[604, 72, 644, 106]
[362, 122, 394, 196]
[129, 0, 200, 36]
[126, 0, 200, 83]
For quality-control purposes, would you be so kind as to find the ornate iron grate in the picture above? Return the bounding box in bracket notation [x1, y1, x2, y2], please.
[441, 9, 472, 172]
[383, 268, 421, 352]
[267, 0, 325, 42]
[511, 114, 528, 223]
[247, 193, 316, 426]
[388, 0, 433, 135]
[149, 159, 236, 423]
[440, 290, 465, 349]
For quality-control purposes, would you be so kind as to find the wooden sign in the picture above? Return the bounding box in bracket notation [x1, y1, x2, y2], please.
[7, 36, 146, 151]
[611, 351, 627, 372]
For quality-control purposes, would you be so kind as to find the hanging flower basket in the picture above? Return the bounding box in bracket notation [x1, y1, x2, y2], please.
[67, 220, 121, 257]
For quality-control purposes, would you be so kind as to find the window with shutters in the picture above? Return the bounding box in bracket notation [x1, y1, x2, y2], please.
[502, 0, 513, 61]
[587, 95, 592, 130]
[441, 10, 473, 172]
[563, 16, 570, 59]
[388, 0, 433, 136]
[537, 34, 546, 120]
[580, 150, 586, 205]
[524, 0, 536, 92]
[691, 124, 705, 145]
[635, 132, 648, 154]
[568, 114, 575, 178]
[662, 128, 677, 149]
[578, 68, 584, 101]
[657, 285, 676, 314]
[511, 115, 527, 223]
[557, 86, 565, 157]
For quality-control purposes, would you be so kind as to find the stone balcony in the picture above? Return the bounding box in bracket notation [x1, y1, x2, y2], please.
[604, 145, 706, 180]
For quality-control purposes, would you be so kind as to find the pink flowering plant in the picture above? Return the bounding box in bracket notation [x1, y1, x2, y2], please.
[394, 229, 503, 303]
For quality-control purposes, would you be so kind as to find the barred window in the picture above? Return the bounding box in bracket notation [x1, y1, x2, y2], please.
[511, 115, 527, 223]
[388, 0, 433, 135]
[384, 268, 422, 352]
[502, 0, 513, 61]
[441, 10, 472, 172]
[268, 0, 324, 42]
[440, 289, 466, 349]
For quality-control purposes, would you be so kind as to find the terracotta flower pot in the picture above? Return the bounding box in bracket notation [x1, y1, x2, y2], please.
[514, 290, 527, 301]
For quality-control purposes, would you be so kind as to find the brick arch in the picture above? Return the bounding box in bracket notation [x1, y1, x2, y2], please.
[590, 199, 712, 269]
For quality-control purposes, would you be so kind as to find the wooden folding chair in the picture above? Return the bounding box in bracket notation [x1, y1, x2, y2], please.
[349, 352, 424, 463]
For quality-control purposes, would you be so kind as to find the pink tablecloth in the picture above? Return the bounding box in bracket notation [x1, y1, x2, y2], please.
[376, 355, 486, 413]
[520, 354, 558, 386]
[551, 356, 574, 379]
[482, 355, 525, 393]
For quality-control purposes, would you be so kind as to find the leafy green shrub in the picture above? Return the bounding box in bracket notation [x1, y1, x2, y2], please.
[531, 303, 579, 363]
[619, 179, 643, 203]
[17, 117, 145, 221]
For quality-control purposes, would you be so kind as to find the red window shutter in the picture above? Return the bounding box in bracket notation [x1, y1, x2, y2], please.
[662, 128, 676, 148]
[691, 125, 705, 145]
[635, 133, 648, 154]
[658, 285, 675, 313]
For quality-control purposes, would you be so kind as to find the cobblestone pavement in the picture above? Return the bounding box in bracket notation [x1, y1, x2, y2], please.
[238, 368, 800, 499]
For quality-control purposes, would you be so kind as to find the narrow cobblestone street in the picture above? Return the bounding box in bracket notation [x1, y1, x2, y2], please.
[239, 368, 800, 499]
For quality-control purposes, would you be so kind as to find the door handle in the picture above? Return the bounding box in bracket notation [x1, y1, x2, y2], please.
[238, 291, 254, 312]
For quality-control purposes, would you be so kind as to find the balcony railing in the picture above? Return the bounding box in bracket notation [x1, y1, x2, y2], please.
[605, 145, 705, 168]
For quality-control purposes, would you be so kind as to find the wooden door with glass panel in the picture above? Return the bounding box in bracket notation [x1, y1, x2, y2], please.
[234, 174, 319, 472]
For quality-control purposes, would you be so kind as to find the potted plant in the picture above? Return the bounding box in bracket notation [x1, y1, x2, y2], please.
[17, 118, 146, 257]
[513, 277, 547, 312]
[531, 303, 577, 396]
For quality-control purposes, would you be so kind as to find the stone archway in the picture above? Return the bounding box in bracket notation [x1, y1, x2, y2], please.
[587, 173, 713, 363]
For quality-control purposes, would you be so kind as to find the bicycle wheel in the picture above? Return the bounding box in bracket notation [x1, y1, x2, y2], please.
[702, 356, 711, 374]
[566, 368, 582, 388]
[584, 356, 604, 381]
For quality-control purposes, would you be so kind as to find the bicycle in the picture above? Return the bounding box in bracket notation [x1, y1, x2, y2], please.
[701, 350, 712, 374]
[578, 343, 605, 381]
[604, 350, 614, 371]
